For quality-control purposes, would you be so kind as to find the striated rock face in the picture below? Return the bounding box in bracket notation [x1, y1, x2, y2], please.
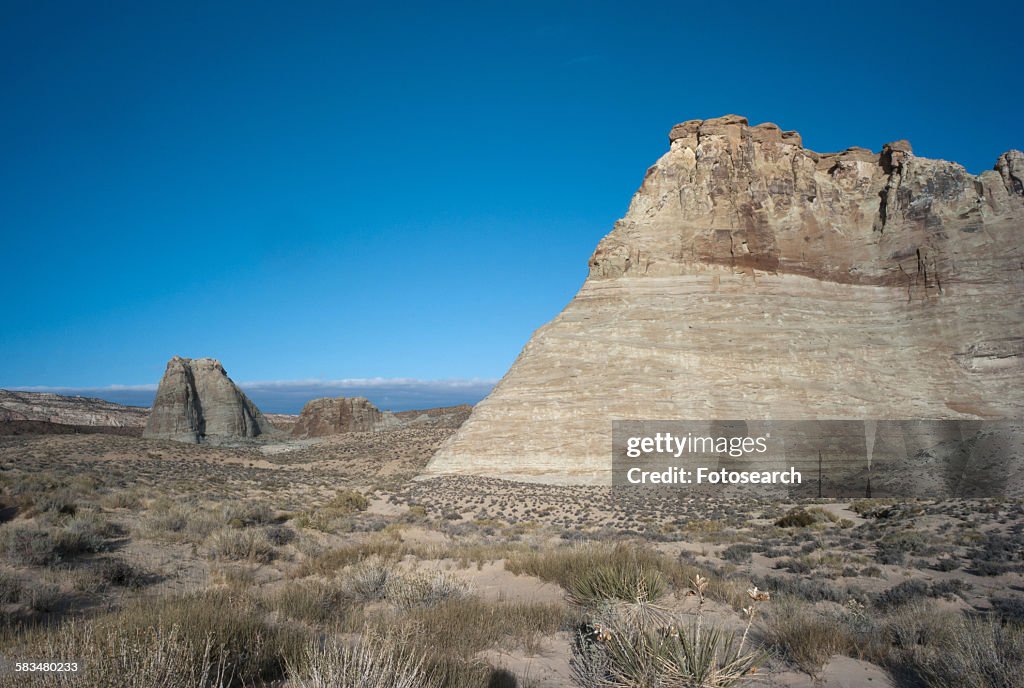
[425, 115, 1024, 484]
[291, 397, 400, 438]
[0, 390, 149, 427]
[143, 356, 279, 443]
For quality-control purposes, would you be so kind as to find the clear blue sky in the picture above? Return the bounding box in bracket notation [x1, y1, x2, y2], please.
[2, 1, 1021, 410]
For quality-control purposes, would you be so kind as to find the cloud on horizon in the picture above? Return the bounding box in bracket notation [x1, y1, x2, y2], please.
[9, 378, 497, 414]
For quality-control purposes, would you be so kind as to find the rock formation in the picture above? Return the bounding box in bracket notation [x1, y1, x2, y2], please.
[143, 356, 279, 443]
[0, 390, 149, 427]
[425, 115, 1024, 484]
[291, 397, 399, 438]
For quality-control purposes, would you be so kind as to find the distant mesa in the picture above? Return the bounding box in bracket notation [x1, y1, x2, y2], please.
[291, 396, 400, 438]
[0, 389, 148, 428]
[0, 389, 149, 436]
[143, 356, 281, 444]
[425, 115, 1024, 484]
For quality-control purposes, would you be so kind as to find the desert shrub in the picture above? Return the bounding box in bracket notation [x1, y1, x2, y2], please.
[94, 558, 148, 589]
[775, 509, 816, 528]
[23, 579, 62, 612]
[720, 543, 758, 563]
[56, 513, 115, 556]
[762, 596, 847, 676]
[776, 557, 812, 574]
[0, 525, 60, 566]
[206, 528, 276, 563]
[30, 490, 78, 516]
[264, 580, 356, 626]
[506, 542, 673, 590]
[0, 569, 24, 602]
[346, 556, 391, 600]
[874, 530, 936, 565]
[931, 556, 960, 572]
[140, 500, 221, 542]
[293, 537, 405, 578]
[966, 532, 1024, 575]
[753, 573, 856, 606]
[381, 597, 568, 659]
[263, 524, 296, 546]
[286, 635, 437, 688]
[875, 579, 969, 610]
[223, 502, 275, 528]
[100, 489, 142, 509]
[9, 590, 308, 687]
[383, 570, 471, 608]
[327, 489, 368, 514]
[875, 580, 930, 609]
[884, 604, 1024, 687]
[990, 597, 1024, 624]
[12, 621, 225, 687]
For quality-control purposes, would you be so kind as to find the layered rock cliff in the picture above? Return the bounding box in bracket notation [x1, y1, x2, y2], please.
[143, 356, 279, 443]
[425, 115, 1024, 484]
[291, 396, 400, 438]
[0, 390, 149, 427]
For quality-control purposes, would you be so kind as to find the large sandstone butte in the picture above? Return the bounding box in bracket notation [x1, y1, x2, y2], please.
[425, 115, 1024, 484]
[291, 396, 400, 438]
[143, 356, 280, 443]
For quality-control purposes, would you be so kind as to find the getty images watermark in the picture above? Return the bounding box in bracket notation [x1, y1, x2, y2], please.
[612, 419, 1023, 498]
[623, 431, 800, 485]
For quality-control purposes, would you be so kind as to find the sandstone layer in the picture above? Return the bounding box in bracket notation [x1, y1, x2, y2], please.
[425, 115, 1024, 484]
[143, 356, 279, 444]
[291, 397, 400, 438]
[0, 390, 149, 427]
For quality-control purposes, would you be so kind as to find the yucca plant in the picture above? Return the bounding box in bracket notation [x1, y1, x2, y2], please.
[567, 562, 667, 607]
[573, 620, 765, 688]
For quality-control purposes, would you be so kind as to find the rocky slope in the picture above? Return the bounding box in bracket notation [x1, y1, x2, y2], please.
[394, 404, 473, 429]
[291, 396, 400, 438]
[143, 356, 280, 444]
[0, 390, 148, 427]
[425, 115, 1024, 484]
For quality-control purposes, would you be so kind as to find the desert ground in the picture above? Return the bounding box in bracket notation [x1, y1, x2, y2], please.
[0, 416, 1021, 687]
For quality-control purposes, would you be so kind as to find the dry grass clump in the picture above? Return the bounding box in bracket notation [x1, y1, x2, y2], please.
[7, 620, 228, 687]
[206, 527, 277, 563]
[222, 501, 276, 528]
[377, 597, 569, 659]
[774, 507, 837, 528]
[263, 579, 360, 628]
[0, 524, 60, 566]
[761, 596, 850, 676]
[883, 603, 1024, 687]
[294, 489, 369, 531]
[292, 536, 405, 578]
[138, 498, 221, 543]
[287, 634, 437, 688]
[0, 569, 23, 602]
[506, 541, 672, 589]
[345, 555, 390, 600]
[5, 588, 308, 687]
[383, 569, 471, 608]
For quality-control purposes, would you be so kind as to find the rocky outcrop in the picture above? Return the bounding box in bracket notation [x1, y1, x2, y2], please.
[291, 397, 400, 438]
[143, 356, 279, 444]
[0, 390, 149, 427]
[394, 404, 473, 429]
[425, 116, 1024, 484]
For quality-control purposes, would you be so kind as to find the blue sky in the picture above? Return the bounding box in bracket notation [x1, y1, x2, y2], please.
[2, 1, 1021, 411]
